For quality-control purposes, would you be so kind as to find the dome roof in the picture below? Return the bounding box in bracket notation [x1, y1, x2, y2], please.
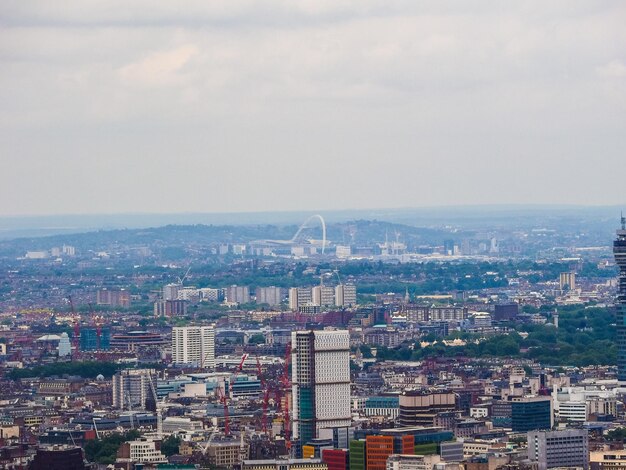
[36, 334, 61, 342]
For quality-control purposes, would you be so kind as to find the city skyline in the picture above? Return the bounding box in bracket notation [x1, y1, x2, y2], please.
[2, 1, 626, 467]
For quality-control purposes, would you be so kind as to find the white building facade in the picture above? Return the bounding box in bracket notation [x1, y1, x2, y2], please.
[291, 329, 351, 448]
[172, 326, 215, 368]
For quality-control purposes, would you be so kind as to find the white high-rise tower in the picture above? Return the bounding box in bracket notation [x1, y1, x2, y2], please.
[172, 326, 215, 368]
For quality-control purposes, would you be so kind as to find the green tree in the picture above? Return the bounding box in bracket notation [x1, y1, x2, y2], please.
[161, 435, 182, 457]
[248, 334, 266, 345]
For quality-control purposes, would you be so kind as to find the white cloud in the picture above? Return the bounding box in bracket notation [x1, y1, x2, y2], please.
[118, 44, 199, 86]
[0, 1, 625, 215]
[596, 59, 626, 78]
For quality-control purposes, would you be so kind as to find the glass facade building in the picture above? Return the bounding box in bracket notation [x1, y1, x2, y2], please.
[511, 397, 552, 432]
[614, 217, 626, 383]
[80, 327, 110, 351]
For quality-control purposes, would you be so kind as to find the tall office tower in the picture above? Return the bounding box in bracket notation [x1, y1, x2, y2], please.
[256, 287, 284, 306]
[615, 215, 626, 384]
[163, 283, 180, 301]
[559, 272, 576, 291]
[292, 330, 351, 450]
[172, 326, 215, 368]
[527, 429, 589, 470]
[112, 368, 157, 410]
[289, 287, 313, 310]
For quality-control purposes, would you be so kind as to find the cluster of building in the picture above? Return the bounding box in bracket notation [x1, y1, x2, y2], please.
[0, 221, 623, 469]
[151, 283, 358, 317]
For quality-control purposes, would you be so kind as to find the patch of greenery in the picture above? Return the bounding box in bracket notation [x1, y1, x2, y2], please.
[161, 435, 182, 457]
[84, 430, 141, 464]
[7, 361, 123, 380]
[376, 306, 616, 367]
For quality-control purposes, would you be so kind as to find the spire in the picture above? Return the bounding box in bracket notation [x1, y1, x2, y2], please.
[622, 211, 626, 230]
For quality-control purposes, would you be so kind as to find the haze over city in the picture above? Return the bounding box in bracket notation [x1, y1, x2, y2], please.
[2, 1, 626, 216]
[4, 2, 626, 470]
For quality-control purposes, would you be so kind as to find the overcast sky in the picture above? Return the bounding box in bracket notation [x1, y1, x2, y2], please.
[1, 1, 625, 216]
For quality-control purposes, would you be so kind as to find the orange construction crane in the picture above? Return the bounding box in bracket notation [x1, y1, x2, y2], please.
[219, 353, 249, 436]
[256, 355, 271, 434]
[281, 343, 292, 450]
[216, 386, 230, 436]
[230, 353, 249, 396]
[88, 303, 105, 350]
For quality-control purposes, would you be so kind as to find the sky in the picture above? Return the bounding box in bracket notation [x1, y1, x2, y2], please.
[1, 1, 625, 217]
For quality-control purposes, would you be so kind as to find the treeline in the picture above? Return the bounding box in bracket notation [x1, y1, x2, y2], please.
[375, 306, 616, 367]
[6, 361, 121, 380]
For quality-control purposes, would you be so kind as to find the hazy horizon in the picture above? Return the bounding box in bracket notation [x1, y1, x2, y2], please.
[2, 1, 625, 216]
[0, 203, 623, 241]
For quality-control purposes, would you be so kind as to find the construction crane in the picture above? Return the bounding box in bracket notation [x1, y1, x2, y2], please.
[229, 353, 249, 399]
[126, 392, 135, 430]
[256, 356, 270, 435]
[147, 374, 163, 439]
[280, 343, 292, 451]
[202, 428, 218, 454]
[177, 266, 192, 286]
[88, 303, 105, 350]
[216, 353, 249, 436]
[216, 385, 230, 436]
[68, 296, 80, 358]
[92, 418, 100, 440]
